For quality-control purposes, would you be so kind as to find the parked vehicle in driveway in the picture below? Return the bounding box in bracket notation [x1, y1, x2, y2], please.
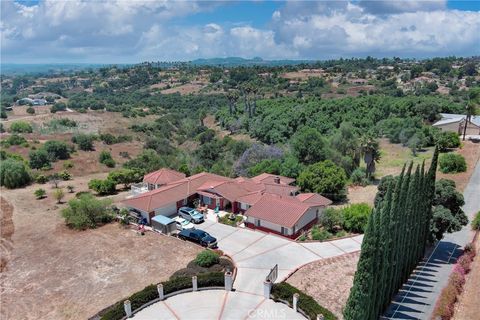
[178, 229, 217, 248]
[172, 216, 194, 230]
[178, 206, 204, 224]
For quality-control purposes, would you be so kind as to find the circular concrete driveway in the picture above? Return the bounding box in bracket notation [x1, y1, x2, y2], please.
[134, 290, 305, 320]
[134, 218, 362, 319]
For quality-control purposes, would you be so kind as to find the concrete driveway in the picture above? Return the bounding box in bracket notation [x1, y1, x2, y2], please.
[200, 219, 362, 295]
[134, 218, 362, 319]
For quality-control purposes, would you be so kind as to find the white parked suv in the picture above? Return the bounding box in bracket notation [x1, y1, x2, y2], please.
[172, 216, 195, 230]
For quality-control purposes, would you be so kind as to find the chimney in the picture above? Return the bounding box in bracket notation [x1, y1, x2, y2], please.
[274, 176, 280, 184]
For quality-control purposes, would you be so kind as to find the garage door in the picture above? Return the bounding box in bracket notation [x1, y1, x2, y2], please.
[154, 202, 177, 217]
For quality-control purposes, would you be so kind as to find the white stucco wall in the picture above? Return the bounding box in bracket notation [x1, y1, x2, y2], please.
[295, 207, 322, 230]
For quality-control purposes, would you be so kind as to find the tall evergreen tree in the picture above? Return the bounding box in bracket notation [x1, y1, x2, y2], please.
[344, 210, 379, 320]
[345, 150, 440, 320]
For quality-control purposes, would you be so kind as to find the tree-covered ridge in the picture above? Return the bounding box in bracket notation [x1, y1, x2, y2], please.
[217, 95, 465, 144]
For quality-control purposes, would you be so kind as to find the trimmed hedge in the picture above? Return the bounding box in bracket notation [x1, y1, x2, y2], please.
[271, 282, 337, 320]
[99, 272, 224, 320]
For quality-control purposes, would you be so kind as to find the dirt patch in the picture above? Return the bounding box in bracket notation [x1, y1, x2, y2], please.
[0, 197, 14, 272]
[0, 177, 201, 320]
[286, 251, 360, 320]
[347, 185, 378, 206]
[453, 234, 480, 320]
[161, 83, 205, 95]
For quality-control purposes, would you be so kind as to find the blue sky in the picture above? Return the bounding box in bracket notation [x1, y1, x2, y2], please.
[2, 1, 480, 63]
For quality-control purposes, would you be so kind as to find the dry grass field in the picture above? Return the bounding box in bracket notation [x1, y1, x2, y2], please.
[0, 176, 201, 320]
[286, 252, 360, 320]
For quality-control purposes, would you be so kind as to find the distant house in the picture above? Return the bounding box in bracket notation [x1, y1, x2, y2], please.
[433, 113, 480, 137]
[123, 170, 331, 238]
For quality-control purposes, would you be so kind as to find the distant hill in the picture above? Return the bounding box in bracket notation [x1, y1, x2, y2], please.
[191, 57, 311, 67]
[0, 63, 111, 76]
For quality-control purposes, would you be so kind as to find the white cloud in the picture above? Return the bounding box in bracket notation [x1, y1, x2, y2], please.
[0, 0, 478, 63]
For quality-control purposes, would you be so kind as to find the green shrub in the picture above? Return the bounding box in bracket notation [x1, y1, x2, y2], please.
[99, 150, 116, 168]
[311, 226, 333, 241]
[9, 121, 33, 133]
[472, 211, 480, 231]
[350, 167, 369, 186]
[319, 207, 344, 233]
[43, 140, 72, 160]
[35, 174, 48, 184]
[88, 178, 116, 195]
[342, 203, 372, 233]
[26, 106, 35, 114]
[72, 133, 95, 151]
[34, 188, 46, 199]
[195, 250, 220, 268]
[59, 170, 72, 181]
[29, 149, 51, 169]
[0, 158, 31, 189]
[61, 193, 113, 230]
[439, 153, 467, 173]
[271, 282, 337, 320]
[435, 131, 461, 152]
[1, 134, 27, 147]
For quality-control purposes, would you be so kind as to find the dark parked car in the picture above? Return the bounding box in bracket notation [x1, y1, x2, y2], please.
[178, 206, 204, 224]
[178, 229, 217, 248]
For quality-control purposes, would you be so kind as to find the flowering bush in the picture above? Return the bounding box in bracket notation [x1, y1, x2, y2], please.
[432, 241, 476, 320]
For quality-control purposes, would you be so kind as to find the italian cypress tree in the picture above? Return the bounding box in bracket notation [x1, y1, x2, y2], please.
[344, 210, 379, 320]
[393, 163, 412, 294]
[346, 149, 439, 318]
[383, 165, 405, 309]
[375, 186, 393, 317]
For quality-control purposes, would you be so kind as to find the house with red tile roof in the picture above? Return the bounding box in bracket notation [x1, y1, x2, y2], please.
[244, 193, 332, 239]
[122, 169, 331, 238]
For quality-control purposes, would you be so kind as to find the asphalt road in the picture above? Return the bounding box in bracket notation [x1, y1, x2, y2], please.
[383, 159, 480, 320]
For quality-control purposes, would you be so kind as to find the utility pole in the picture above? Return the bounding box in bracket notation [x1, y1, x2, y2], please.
[463, 95, 471, 141]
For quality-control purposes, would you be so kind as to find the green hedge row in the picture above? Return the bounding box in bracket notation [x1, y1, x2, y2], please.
[100, 272, 224, 320]
[271, 282, 337, 320]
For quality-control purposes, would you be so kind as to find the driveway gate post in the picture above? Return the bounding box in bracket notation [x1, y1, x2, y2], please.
[263, 279, 272, 299]
[124, 300, 132, 318]
[224, 271, 233, 291]
[192, 276, 198, 291]
[293, 293, 299, 312]
[157, 284, 164, 300]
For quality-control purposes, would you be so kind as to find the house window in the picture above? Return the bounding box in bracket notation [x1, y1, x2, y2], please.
[183, 198, 187, 205]
[281, 227, 288, 235]
[255, 219, 261, 227]
[203, 196, 211, 205]
[216, 198, 220, 207]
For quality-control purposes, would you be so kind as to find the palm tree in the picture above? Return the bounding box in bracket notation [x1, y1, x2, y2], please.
[360, 134, 381, 179]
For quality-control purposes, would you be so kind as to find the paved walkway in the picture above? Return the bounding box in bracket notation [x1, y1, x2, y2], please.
[383, 160, 480, 320]
[134, 217, 363, 319]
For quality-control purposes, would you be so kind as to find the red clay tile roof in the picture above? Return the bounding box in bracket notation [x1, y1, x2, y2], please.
[244, 194, 310, 228]
[296, 193, 332, 206]
[236, 192, 264, 205]
[198, 181, 253, 202]
[123, 172, 231, 212]
[263, 183, 299, 197]
[143, 168, 186, 185]
[250, 173, 295, 185]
